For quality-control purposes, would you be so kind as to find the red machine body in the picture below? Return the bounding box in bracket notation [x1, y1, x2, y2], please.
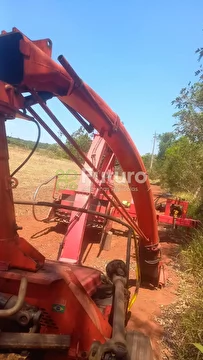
[155, 196, 200, 229]
[0, 28, 159, 359]
[58, 135, 115, 263]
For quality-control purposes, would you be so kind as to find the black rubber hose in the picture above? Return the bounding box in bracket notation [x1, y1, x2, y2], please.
[10, 119, 41, 177]
[14, 200, 132, 229]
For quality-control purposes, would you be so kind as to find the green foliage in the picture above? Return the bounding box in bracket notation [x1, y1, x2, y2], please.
[66, 126, 92, 163]
[193, 344, 203, 354]
[187, 199, 203, 220]
[173, 287, 203, 360]
[181, 229, 203, 280]
[141, 153, 160, 180]
[172, 82, 203, 142]
[7, 126, 93, 161]
[159, 45, 203, 202]
[7, 136, 42, 150]
[142, 131, 203, 196]
[175, 230, 203, 360]
[157, 132, 176, 160]
[143, 42, 203, 360]
[172, 46, 203, 144]
[159, 136, 203, 194]
[7, 136, 64, 158]
[141, 132, 177, 182]
[163, 229, 203, 360]
[142, 152, 151, 169]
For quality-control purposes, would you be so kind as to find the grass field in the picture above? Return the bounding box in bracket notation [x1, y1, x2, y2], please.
[9, 146, 80, 217]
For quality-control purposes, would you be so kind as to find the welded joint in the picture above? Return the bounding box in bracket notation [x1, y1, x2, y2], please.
[108, 115, 121, 136]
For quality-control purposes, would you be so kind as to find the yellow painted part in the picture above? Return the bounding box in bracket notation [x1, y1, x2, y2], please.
[128, 232, 140, 311]
[122, 200, 130, 208]
[128, 293, 138, 310]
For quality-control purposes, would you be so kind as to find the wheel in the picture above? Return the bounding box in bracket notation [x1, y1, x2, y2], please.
[126, 331, 154, 360]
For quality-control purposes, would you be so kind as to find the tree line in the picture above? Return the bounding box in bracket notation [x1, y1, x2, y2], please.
[7, 126, 93, 162]
[142, 50, 203, 219]
[141, 46, 203, 360]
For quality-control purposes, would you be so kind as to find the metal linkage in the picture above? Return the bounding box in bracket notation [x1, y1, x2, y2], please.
[14, 199, 141, 290]
[89, 261, 129, 360]
[26, 104, 147, 241]
[32, 173, 79, 222]
[62, 102, 94, 133]
[28, 90, 144, 235]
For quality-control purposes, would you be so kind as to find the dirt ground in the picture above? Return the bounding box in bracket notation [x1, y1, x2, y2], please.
[8, 148, 180, 359]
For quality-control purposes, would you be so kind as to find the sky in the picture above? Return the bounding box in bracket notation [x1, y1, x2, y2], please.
[0, 0, 203, 155]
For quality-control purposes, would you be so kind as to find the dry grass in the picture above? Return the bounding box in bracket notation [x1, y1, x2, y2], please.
[9, 146, 132, 218]
[9, 146, 80, 217]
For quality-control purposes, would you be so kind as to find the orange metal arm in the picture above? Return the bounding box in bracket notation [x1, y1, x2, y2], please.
[0, 28, 161, 284]
[0, 28, 158, 246]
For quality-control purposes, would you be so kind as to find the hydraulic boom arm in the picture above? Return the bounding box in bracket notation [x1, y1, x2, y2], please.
[0, 28, 161, 284]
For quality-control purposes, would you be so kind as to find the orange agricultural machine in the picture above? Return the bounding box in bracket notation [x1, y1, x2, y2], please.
[155, 193, 200, 229]
[0, 28, 162, 359]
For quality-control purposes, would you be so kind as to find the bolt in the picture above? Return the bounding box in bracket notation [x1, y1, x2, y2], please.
[19, 315, 29, 325]
[117, 268, 125, 276]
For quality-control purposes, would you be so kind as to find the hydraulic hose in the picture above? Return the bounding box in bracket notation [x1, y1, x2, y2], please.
[0, 277, 28, 318]
[10, 119, 41, 177]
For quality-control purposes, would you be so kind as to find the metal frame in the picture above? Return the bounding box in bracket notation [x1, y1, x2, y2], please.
[0, 28, 158, 359]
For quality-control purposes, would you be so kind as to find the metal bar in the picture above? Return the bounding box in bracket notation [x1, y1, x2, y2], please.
[32, 92, 120, 215]
[62, 102, 94, 133]
[94, 152, 115, 198]
[0, 333, 70, 350]
[30, 90, 96, 171]
[14, 200, 133, 231]
[0, 114, 17, 240]
[126, 230, 132, 283]
[112, 277, 126, 347]
[58, 55, 113, 128]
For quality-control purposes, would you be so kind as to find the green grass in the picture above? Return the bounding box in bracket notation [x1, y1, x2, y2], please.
[181, 229, 203, 278]
[163, 229, 203, 360]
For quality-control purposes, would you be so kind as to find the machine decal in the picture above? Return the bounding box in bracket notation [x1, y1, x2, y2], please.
[52, 304, 66, 313]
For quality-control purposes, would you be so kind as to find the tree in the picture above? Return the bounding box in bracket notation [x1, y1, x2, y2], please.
[160, 137, 203, 194]
[66, 126, 93, 163]
[172, 82, 203, 142]
[157, 132, 176, 160]
[142, 153, 159, 180]
[142, 153, 151, 170]
[172, 47, 203, 142]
